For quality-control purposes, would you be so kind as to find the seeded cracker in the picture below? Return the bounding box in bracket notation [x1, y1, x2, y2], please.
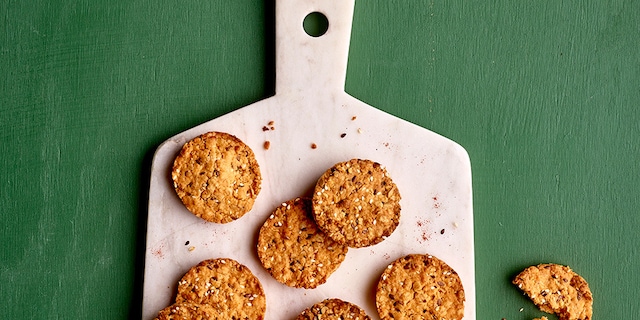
[154, 302, 216, 320]
[296, 298, 371, 320]
[513, 263, 593, 320]
[171, 131, 261, 223]
[312, 158, 401, 248]
[257, 198, 348, 288]
[175, 258, 266, 319]
[376, 254, 465, 320]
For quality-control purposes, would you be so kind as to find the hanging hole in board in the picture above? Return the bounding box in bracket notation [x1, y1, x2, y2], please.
[303, 12, 329, 37]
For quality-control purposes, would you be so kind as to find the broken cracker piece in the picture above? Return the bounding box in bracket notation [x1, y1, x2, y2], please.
[513, 263, 592, 320]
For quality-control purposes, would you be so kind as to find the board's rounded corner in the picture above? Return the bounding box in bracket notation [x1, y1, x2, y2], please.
[451, 141, 472, 168]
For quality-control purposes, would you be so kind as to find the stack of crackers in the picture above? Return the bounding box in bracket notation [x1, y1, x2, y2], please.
[155, 258, 266, 319]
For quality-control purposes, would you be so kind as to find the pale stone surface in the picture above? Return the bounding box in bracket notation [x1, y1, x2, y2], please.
[142, 0, 474, 319]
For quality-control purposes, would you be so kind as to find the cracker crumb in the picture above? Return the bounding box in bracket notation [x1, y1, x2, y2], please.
[263, 121, 275, 131]
[351, 116, 357, 120]
[263, 141, 270, 150]
[188, 246, 195, 252]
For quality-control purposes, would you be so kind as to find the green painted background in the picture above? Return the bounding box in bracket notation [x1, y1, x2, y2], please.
[2, 1, 638, 319]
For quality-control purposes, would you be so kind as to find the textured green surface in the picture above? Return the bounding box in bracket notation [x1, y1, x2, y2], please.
[1, 1, 638, 319]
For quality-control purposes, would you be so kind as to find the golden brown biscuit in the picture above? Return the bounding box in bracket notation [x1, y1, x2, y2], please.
[175, 258, 266, 319]
[296, 298, 371, 320]
[513, 263, 593, 320]
[257, 198, 348, 288]
[154, 302, 216, 320]
[171, 131, 261, 223]
[312, 158, 401, 248]
[376, 254, 465, 320]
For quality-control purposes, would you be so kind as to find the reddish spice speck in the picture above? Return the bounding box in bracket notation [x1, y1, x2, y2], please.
[268, 120, 274, 126]
[440, 229, 445, 234]
[351, 116, 357, 121]
[311, 143, 317, 149]
[262, 126, 270, 131]
[417, 219, 431, 243]
[152, 247, 164, 259]
[340, 133, 347, 138]
[432, 196, 441, 208]
[263, 141, 271, 150]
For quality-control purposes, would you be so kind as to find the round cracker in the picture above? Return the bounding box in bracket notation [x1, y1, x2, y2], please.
[376, 254, 465, 320]
[312, 158, 401, 248]
[513, 263, 593, 320]
[154, 302, 216, 320]
[171, 131, 261, 223]
[296, 298, 371, 320]
[257, 198, 348, 288]
[175, 258, 266, 319]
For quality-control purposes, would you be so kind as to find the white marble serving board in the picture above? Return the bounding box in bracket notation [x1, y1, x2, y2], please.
[142, 0, 475, 319]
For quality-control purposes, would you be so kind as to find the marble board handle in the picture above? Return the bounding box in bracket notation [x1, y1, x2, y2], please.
[275, 0, 355, 96]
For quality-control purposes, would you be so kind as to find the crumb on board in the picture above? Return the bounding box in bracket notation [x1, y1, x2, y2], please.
[264, 141, 271, 150]
[188, 246, 195, 252]
[262, 121, 275, 131]
[311, 143, 317, 149]
[351, 116, 357, 121]
[340, 133, 346, 138]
